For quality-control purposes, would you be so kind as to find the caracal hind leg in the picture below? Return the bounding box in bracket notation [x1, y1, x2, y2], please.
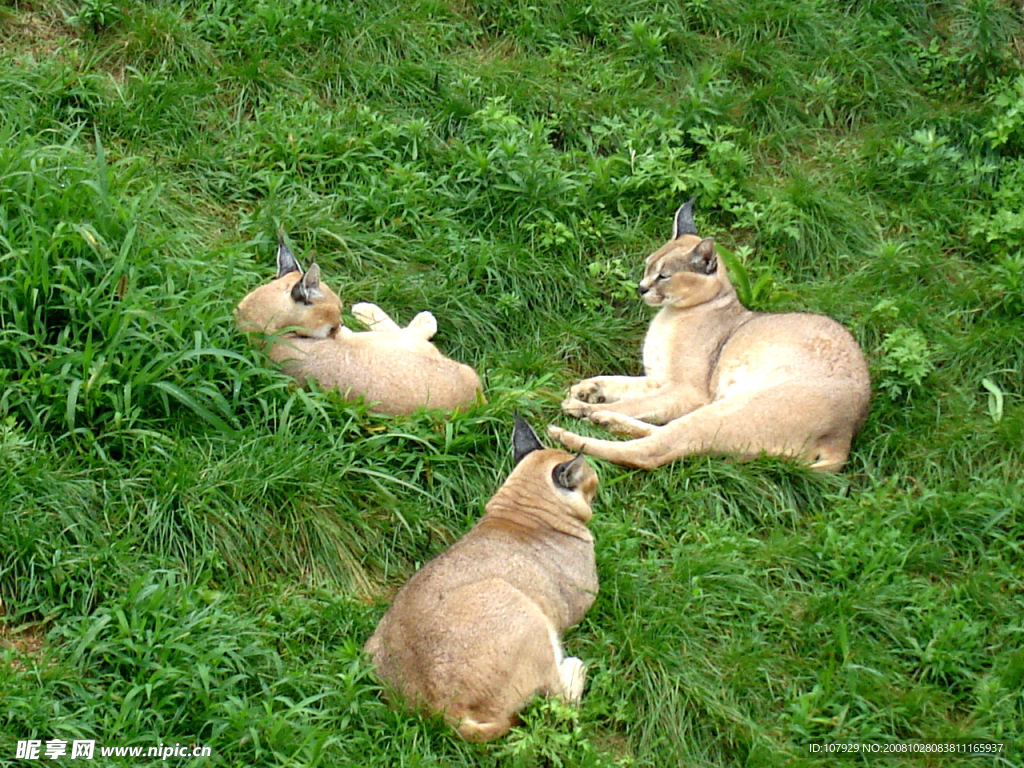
[453, 585, 566, 742]
[557, 657, 587, 703]
[350, 302, 402, 332]
[404, 310, 437, 340]
[456, 714, 514, 743]
[807, 438, 852, 472]
[551, 387, 852, 471]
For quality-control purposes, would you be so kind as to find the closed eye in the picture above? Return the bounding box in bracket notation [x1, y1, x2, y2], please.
[656, 273, 669, 282]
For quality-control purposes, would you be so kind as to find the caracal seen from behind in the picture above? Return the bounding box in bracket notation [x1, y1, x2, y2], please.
[550, 198, 870, 471]
[235, 235, 482, 415]
[364, 415, 599, 742]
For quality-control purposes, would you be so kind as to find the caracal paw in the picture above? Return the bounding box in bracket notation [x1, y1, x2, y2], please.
[547, 424, 587, 453]
[558, 657, 587, 703]
[406, 310, 438, 340]
[561, 397, 597, 418]
[568, 379, 611, 405]
[590, 410, 656, 438]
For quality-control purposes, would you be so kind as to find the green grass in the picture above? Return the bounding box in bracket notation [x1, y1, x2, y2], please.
[2, 1, 1022, 766]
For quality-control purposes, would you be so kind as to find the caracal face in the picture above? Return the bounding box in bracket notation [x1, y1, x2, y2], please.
[638, 233, 723, 310]
[234, 237, 342, 339]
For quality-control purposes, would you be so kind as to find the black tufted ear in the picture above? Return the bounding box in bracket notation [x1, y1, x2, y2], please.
[552, 454, 588, 491]
[673, 196, 698, 239]
[512, 413, 545, 464]
[691, 238, 717, 275]
[277, 232, 303, 278]
[291, 261, 323, 304]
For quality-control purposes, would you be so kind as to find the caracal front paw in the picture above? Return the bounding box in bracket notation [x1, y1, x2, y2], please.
[568, 379, 613, 405]
[589, 410, 656, 438]
[561, 396, 599, 418]
[547, 424, 587, 453]
[558, 657, 587, 704]
[562, 379, 615, 417]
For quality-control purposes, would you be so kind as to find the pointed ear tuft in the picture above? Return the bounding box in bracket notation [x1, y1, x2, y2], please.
[673, 196, 698, 239]
[291, 262, 323, 304]
[277, 234, 303, 278]
[692, 238, 717, 275]
[552, 453, 589, 491]
[513, 413, 545, 464]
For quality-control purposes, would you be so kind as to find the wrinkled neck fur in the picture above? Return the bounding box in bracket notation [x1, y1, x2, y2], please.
[665, 273, 743, 316]
[483, 482, 593, 543]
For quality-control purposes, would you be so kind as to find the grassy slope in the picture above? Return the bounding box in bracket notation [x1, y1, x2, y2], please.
[1, 1, 1022, 766]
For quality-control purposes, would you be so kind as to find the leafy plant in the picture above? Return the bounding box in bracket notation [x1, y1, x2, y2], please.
[980, 377, 1005, 424]
[983, 74, 1024, 152]
[987, 254, 1024, 315]
[716, 244, 780, 310]
[584, 256, 637, 308]
[497, 697, 630, 768]
[66, 0, 123, 34]
[877, 326, 936, 400]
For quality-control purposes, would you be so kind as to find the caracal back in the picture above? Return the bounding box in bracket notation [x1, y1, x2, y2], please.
[365, 416, 599, 741]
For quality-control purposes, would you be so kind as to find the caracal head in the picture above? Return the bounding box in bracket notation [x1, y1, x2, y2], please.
[509, 414, 598, 523]
[235, 235, 343, 338]
[636, 197, 734, 310]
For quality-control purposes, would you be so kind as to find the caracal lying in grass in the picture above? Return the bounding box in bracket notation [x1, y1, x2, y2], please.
[235, 235, 481, 415]
[365, 415, 598, 741]
[550, 199, 870, 471]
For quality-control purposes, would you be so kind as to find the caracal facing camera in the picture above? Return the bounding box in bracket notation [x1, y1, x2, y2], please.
[364, 415, 599, 742]
[550, 198, 870, 471]
[235, 236, 482, 415]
